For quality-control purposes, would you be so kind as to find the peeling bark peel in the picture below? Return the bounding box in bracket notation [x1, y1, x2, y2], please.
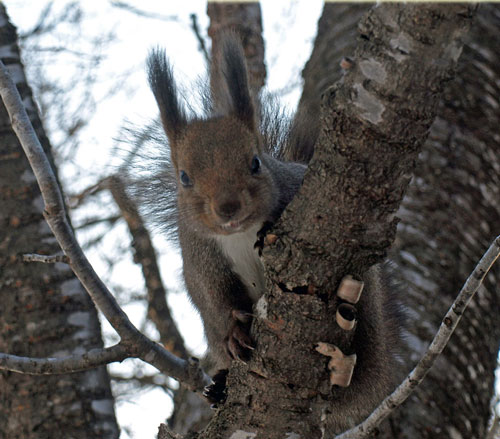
[336, 304, 357, 331]
[316, 342, 357, 388]
[336, 276, 364, 304]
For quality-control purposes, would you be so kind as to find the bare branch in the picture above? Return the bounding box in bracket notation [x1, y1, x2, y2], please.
[110, 1, 178, 21]
[0, 344, 128, 375]
[0, 59, 210, 391]
[67, 178, 108, 209]
[336, 235, 500, 439]
[190, 13, 209, 65]
[22, 253, 69, 264]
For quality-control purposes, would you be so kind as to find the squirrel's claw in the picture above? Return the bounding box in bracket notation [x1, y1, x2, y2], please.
[203, 369, 228, 407]
[232, 309, 253, 324]
[227, 319, 255, 361]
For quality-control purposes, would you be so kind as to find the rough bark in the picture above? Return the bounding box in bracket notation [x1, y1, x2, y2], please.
[385, 5, 500, 437]
[297, 3, 500, 437]
[195, 4, 475, 439]
[0, 5, 119, 439]
[294, 2, 370, 148]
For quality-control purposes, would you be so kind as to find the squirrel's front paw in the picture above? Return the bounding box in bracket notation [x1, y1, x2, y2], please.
[226, 310, 254, 362]
[203, 369, 228, 407]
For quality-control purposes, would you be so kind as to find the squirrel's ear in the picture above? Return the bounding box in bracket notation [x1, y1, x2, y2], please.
[211, 33, 255, 132]
[147, 48, 187, 148]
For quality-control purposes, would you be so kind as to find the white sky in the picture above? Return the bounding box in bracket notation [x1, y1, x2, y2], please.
[4, 1, 323, 437]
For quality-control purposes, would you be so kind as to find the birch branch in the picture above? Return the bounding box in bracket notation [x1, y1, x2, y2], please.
[336, 235, 500, 439]
[0, 59, 210, 391]
[0, 344, 128, 375]
[23, 253, 69, 263]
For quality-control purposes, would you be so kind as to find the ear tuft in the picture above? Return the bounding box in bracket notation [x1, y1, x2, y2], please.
[211, 33, 255, 131]
[147, 48, 187, 142]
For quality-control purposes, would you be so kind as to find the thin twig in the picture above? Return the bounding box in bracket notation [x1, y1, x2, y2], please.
[190, 13, 210, 65]
[0, 59, 210, 390]
[0, 344, 128, 374]
[67, 178, 108, 209]
[23, 253, 69, 264]
[110, 1, 178, 21]
[336, 235, 500, 439]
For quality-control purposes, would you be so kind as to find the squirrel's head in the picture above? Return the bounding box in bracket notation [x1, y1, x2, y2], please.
[147, 35, 275, 235]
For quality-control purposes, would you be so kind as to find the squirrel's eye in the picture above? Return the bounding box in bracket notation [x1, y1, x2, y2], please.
[251, 155, 261, 175]
[179, 170, 192, 187]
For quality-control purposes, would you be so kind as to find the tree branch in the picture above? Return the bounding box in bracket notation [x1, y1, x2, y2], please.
[190, 13, 209, 65]
[0, 344, 128, 375]
[336, 235, 500, 438]
[0, 59, 210, 391]
[22, 253, 69, 264]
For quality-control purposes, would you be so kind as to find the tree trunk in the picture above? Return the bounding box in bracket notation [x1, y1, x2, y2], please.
[0, 6, 119, 438]
[194, 4, 476, 438]
[386, 4, 500, 437]
[207, 2, 266, 97]
[296, 4, 499, 437]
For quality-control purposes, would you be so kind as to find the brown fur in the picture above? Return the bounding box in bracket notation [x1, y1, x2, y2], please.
[147, 35, 307, 367]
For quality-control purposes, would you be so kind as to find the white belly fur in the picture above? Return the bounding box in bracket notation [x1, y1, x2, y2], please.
[215, 223, 265, 302]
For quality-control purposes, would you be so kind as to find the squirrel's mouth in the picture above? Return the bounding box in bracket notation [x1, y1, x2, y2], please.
[220, 220, 244, 233]
[218, 214, 252, 234]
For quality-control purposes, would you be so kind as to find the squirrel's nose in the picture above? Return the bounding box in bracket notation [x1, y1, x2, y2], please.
[214, 199, 241, 220]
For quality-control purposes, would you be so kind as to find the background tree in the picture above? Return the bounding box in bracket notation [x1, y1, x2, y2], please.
[0, 4, 119, 438]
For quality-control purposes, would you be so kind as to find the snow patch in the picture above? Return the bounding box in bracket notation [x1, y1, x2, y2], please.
[68, 311, 91, 327]
[286, 433, 301, 439]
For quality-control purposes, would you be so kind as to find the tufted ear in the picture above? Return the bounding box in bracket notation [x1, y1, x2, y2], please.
[147, 48, 187, 159]
[211, 33, 255, 132]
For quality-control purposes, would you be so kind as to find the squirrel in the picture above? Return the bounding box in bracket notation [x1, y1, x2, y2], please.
[146, 35, 312, 370]
[143, 34, 404, 415]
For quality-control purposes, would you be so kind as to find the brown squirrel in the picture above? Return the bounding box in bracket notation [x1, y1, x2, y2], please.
[146, 35, 312, 369]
